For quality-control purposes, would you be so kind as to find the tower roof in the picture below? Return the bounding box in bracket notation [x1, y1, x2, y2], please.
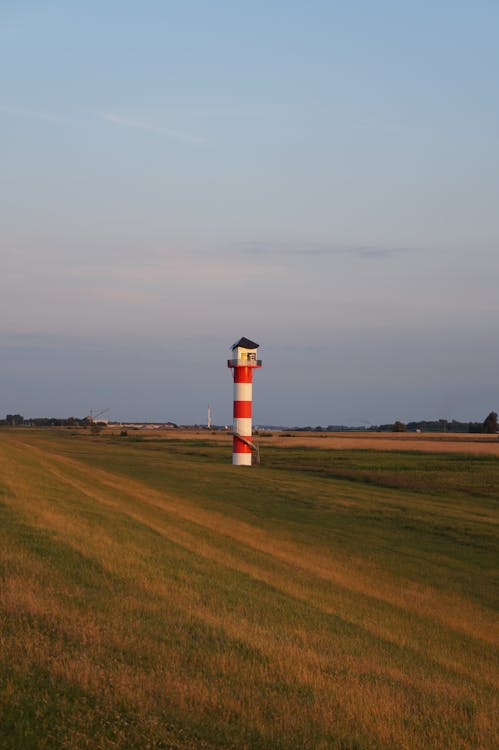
[231, 337, 259, 350]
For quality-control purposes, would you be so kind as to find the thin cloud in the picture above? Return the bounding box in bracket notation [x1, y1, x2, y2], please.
[239, 242, 411, 260]
[60, 256, 270, 286]
[99, 112, 205, 144]
[0, 106, 204, 144]
[0, 106, 71, 124]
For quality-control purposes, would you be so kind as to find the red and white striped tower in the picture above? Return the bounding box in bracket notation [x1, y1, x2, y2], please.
[227, 337, 262, 466]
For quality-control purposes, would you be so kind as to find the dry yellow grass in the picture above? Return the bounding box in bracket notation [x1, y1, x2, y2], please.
[112, 427, 499, 456]
[0, 430, 497, 749]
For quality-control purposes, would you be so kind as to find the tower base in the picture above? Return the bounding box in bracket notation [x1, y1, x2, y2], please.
[232, 453, 252, 466]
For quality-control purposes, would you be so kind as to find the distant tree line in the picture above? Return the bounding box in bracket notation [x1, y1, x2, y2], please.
[386, 413, 498, 434]
[291, 412, 498, 434]
[1, 415, 180, 429]
[482, 411, 498, 434]
[4, 414, 25, 426]
[1, 415, 92, 427]
[2, 412, 498, 433]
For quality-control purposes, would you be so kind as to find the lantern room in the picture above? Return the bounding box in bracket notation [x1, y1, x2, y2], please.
[228, 337, 262, 369]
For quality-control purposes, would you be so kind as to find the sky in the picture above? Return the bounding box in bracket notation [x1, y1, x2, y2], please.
[1, 0, 498, 426]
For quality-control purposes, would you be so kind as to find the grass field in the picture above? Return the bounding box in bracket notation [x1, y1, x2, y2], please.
[0, 429, 498, 749]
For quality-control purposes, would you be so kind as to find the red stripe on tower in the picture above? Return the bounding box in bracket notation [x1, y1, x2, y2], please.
[233, 435, 253, 453]
[233, 401, 252, 418]
[234, 366, 253, 383]
[227, 337, 262, 466]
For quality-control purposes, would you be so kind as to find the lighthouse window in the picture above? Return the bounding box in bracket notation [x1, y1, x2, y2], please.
[247, 352, 256, 361]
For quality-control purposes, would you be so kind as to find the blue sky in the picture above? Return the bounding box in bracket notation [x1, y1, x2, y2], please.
[1, 1, 498, 425]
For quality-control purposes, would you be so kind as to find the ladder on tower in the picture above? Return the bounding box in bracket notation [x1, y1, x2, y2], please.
[233, 433, 260, 464]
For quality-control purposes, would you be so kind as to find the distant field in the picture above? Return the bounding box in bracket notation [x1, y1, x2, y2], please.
[1, 428, 498, 749]
[120, 428, 499, 456]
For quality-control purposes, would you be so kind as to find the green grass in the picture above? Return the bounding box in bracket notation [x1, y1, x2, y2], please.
[0, 429, 498, 749]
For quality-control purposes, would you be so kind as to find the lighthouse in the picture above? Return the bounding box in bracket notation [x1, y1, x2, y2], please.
[227, 337, 262, 465]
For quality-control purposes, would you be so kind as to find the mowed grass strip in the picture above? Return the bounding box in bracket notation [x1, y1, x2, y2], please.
[42, 433, 499, 615]
[0, 430, 497, 749]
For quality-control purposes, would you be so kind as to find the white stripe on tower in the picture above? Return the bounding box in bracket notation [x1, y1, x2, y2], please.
[234, 382, 252, 402]
[233, 417, 252, 436]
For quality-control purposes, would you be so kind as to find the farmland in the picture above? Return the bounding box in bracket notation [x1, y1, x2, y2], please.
[0, 429, 498, 749]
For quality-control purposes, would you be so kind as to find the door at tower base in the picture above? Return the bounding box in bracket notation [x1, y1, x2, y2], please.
[228, 337, 262, 466]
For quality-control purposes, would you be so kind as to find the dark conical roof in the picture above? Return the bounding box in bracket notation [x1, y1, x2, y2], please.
[231, 337, 259, 350]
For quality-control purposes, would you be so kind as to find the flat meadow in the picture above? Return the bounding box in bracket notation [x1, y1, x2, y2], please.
[0, 428, 497, 749]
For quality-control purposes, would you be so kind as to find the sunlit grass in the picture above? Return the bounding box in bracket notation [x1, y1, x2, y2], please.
[0, 430, 497, 749]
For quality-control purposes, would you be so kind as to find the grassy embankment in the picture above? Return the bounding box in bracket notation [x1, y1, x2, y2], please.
[0, 429, 498, 749]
